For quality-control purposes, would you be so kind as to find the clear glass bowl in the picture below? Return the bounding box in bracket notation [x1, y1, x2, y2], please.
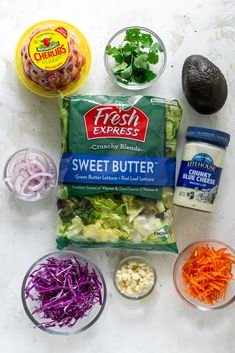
[21, 251, 107, 335]
[3, 148, 57, 201]
[104, 26, 166, 90]
[173, 240, 235, 311]
[114, 256, 156, 300]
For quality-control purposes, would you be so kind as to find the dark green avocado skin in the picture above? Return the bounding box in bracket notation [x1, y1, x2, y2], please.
[182, 55, 228, 114]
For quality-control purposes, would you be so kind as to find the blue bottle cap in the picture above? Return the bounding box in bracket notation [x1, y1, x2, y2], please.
[186, 126, 230, 149]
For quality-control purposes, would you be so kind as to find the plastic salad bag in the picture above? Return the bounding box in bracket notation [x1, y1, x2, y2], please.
[57, 95, 182, 253]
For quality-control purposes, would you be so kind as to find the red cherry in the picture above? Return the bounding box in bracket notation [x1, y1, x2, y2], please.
[73, 47, 78, 55]
[68, 53, 73, 62]
[43, 38, 50, 47]
[80, 55, 86, 67]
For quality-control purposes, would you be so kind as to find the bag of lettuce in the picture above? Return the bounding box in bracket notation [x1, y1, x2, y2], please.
[57, 95, 182, 253]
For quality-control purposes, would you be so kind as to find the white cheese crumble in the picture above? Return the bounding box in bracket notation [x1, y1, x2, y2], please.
[115, 260, 155, 298]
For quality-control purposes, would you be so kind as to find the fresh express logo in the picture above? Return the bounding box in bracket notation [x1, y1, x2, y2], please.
[84, 104, 149, 142]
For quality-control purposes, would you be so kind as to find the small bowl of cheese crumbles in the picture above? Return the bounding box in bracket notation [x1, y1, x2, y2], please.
[15, 20, 91, 97]
[114, 256, 156, 300]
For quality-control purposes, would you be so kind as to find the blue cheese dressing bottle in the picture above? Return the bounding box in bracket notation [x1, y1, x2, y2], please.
[173, 126, 230, 212]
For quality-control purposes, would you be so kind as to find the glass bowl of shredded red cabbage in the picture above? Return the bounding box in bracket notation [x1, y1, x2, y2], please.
[21, 251, 106, 334]
[3, 148, 57, 201]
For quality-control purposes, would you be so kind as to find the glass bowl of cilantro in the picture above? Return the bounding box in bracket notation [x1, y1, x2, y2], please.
[104, 26, 166, 89]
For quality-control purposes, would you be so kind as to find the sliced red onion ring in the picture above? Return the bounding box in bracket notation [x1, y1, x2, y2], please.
[22, 172, 54, 193]
[14, 174, 25, 194]
[4, 148, 57, 201]
[11, 166, 30, 183]
[25, 159, 46, 175]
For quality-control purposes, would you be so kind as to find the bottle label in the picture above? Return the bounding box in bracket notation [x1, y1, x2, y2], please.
[177, 153, 222, 203]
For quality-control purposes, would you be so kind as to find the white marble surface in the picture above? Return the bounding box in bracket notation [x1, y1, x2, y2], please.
[1, 0, 235, 352]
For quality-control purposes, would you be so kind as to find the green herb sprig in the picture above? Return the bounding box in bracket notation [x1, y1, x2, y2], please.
[106, 28, 164, 85]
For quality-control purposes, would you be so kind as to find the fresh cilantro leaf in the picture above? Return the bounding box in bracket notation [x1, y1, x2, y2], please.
[145, 70, 157, 82]
[122, 43, 137, 56]
[134, 49, 147, 58]
[150, 42, 164, 53]
[112, 62, 128, 74]
[114, 54, 124, 64]
[139, 33, 153, 48]
[106, 45, 123, 63]
[132, 71, 146, 83]
[133, 53, 149, 70]
[120, 65, 133, 79]
[124, 28, 141, 42]
[148, 51, 159, 64]
[116, 76, 129, 85]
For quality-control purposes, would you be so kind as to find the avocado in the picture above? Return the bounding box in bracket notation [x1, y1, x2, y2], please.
[182, 55, 228, 114]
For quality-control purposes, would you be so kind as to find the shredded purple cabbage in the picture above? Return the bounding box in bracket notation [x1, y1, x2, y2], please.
[25, 256, 103, 328]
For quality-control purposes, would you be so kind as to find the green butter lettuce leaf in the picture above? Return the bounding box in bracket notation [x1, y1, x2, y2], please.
[66, 216, 84, 237]
[133, 215, 164, 238]
[165, 101, 182, 157]
[58, 185, 68, 200]
[162, 187, 174, 209]
[121, 195, 144, 222]
[59, 95, 69, 153]
[83, 223, 131, 242]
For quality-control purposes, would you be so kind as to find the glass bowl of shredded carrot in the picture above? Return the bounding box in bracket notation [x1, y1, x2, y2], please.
[173, 240, 235, 310]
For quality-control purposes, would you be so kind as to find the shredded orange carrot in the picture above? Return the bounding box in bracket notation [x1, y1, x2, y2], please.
[182, 244, 235, 305]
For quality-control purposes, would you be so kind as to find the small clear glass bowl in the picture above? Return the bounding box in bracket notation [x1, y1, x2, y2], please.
[173, 240, 235, 311]
[114, 256, 156, 300]
[104, 26, 166, 90]
[21, 251, 107, 335]
[3, 148, 57, 201]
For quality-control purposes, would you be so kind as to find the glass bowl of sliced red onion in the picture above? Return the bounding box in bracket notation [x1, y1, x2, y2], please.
[21, 251, 107, 335]
[3, 148, 57, 201]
